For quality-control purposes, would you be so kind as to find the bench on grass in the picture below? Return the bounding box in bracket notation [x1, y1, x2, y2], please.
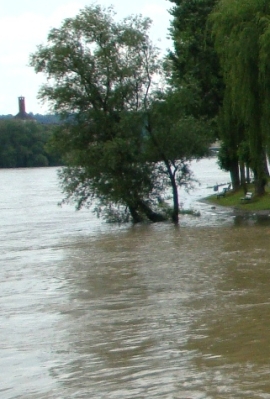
[216, 184, 231, 199]
[240, 192, 253, 202]
[217, 188, 227, 199]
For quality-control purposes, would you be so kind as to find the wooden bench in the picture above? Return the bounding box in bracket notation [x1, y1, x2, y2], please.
[217, 188, 227, 198]
[240, 192, 253, 202]
[216, 184, 231, 199]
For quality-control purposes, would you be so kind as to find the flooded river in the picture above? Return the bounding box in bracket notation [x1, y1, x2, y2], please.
[1, 158, 270, 399]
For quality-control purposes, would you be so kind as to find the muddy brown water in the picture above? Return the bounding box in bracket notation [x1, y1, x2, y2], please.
[1, 160, 270, 399]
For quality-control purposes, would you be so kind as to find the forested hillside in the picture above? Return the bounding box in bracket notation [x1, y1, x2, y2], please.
[0, 119, 61, 168]
[0, 114, 60, 124]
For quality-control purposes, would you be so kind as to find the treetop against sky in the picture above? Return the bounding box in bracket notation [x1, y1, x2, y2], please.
[1, 0, 171, 116]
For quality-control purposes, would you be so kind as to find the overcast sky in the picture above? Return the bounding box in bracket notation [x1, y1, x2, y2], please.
[1, 0, 172, 115]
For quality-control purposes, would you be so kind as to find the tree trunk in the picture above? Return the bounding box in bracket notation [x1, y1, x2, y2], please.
[229, 159, 240, 190]
[239, 162, 247, 194]
[239, 162, 245, 185]
[246, 165, 250, 184]
[249, 113, 266, 196]
[254, 178, 265, 196]
[253, 151, 266, 196]
[254, 167, 266, 196]
[170, 176, 179, 224]
[128, 205, 144, 223]
[137, 200, 166, 223]
[263, 153, 269, 177]
[163, 161, 180, 224]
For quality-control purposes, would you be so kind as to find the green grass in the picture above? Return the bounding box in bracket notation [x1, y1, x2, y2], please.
[206, 184, 270, 212]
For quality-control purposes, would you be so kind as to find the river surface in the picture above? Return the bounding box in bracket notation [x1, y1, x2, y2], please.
[1, 158, 270, 399]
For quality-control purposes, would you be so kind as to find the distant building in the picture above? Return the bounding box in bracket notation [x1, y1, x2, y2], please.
[14, 97, 35, 121]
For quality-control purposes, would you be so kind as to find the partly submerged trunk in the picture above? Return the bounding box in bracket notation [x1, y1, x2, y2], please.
[128, 205, 144, 223]
[171, 175, 179, 224]
[164, 162, 179, 224]
[128, 200, 166, 223]
[137, 200, 167, 223]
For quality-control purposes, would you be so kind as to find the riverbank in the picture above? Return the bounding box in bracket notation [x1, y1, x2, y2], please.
[205, 184, 270, 215]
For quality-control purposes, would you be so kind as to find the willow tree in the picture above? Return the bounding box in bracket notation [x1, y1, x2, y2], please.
[210, 0, 270, 195]
[217, 88, 245, 190]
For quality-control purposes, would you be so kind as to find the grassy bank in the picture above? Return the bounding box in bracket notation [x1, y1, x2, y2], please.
[206, 184, 270, 212]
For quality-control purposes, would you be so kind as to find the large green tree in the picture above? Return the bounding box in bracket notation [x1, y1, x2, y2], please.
[168, 0, 250, 190]
[30, 5, 210, 224]
[30, 5, 168, 223]
[168, 0, 222, 120]
[216, 89, 244, 190]
[210, 0, 270, 195]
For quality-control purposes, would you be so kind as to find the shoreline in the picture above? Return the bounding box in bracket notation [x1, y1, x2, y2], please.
[200, 197, 270, 217]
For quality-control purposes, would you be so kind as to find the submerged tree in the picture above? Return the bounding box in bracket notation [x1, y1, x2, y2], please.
[144, 90, 211, 223]
[30, 4, 210, 224]
[210, 0, 270, 195]
[30, 5, 167, 223]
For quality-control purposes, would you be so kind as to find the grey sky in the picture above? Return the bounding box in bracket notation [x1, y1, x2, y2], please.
[1, 0, 172, 115]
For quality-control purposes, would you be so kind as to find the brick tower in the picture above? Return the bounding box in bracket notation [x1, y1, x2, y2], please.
[14, 97, 34, 120]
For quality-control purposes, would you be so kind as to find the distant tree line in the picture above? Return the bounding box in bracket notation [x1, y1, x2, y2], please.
[0, 114, 60, 124]
[0, 119, 62, 168]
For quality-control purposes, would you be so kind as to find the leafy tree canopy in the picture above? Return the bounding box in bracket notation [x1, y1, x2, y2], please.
[144, 89, 212, 223]
[168, 0, 222, 119]
[210, 0, 270, 194]
[30, 4, 211, 223]
[30, 5, 166, 223]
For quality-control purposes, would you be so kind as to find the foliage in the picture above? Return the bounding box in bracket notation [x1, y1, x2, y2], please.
[0, 114, 14, 120]
[30, 114, 60, 124]
[0, 114, 60, 124]
[168, 0, 223, 120]
[209, 0, 270, 194]
[30, 4, 211, 224]
[30, 5, 167, 223]
[0, 119, 61, 168]
[144, 89, 212, 222]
